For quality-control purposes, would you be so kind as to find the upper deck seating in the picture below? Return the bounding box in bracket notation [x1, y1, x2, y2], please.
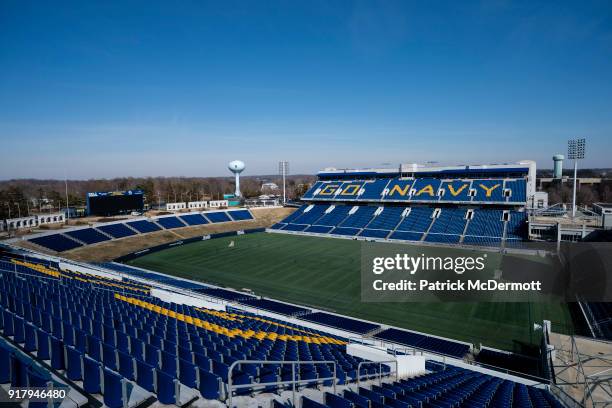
[440, 180, 472, 201]
[472, 179, 505, 202]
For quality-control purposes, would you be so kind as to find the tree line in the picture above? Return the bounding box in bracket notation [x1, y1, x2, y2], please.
[0, 175, 316, 219]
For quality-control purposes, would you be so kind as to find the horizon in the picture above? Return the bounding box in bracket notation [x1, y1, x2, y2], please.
[2, 1, 611, 178]
[0, 164, 609, 183]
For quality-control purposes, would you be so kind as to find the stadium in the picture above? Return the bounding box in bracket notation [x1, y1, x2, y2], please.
[1, 158, 610, 408]
[2, 2, 612, 407]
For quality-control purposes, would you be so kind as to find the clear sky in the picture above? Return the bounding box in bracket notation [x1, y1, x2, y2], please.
[1, 1, 611, 179]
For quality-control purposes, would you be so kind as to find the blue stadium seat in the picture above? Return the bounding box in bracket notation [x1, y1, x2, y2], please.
[305, 225, 335, 234]
[383, 179, 414, 201]
[126, 220, 162, 233]
[290, 204, 329, 225]
[66, 228, 111, 244]
[464, 209, 504, 243]
[363, 206, 404, 231]
[335, 206, 377, 229]
[83, 356, 102, 394]
[103, 369, 125, 408]
[394, 207, 434, 233]
[97, 223, 137, 238]
[334, 182, 365, 200]
[425, 208, 466, 242]
[301, 181, 325, 199]
[410, 178, 441, 201]
[361, 179, 391, 201]
[374, 328, 470, 358]
[389, 230, 423, 241]
[473, 179, 505, 202]
[179, 213, 209, 225]
[440, 180, 472, 201]
[228, 209, 254, 221]
[0, 251, 564, 408]
[505, 179, 527, 203]
[313, 206, 352, 227]
[156, 216, 187, 229]
[506, 211, 527, 240]
[29, 234, 83, 252]
[205, 211, 232, 223]
[312, 182, 343, 199]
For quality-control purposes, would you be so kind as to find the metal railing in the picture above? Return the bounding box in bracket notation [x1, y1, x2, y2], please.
[227, 360, 337, 408]
[356, 360, 399, 388]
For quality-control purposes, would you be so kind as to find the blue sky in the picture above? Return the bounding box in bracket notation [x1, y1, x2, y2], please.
[1, 1, 611, 179]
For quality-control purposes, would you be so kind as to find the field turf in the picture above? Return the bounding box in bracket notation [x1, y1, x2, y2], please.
[127, 232, 574, 352]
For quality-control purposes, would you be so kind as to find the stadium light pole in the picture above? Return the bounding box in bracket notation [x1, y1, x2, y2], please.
[64, 172, 69, 220]
[567, 138, 585, 218]
[279, 161, 289, 204]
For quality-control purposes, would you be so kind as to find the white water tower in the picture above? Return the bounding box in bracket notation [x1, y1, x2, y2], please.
[228, 160, 245, 197]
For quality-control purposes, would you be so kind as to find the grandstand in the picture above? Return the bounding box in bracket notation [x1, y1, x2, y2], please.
[25, 208, 254, 253]
[0, 245, 568, 407]
[271, 162, 534, 248]
[0, 161, 601, 407]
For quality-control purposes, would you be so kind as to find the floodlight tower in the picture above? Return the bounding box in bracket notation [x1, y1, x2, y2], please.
[567, 138, 586, 218]
[279, 161, 289, 204]
[228, 160, 245, 197]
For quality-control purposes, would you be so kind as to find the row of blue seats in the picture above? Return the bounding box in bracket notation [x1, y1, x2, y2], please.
[374, 328, 471, 359]
[28, 209, 254, 252]
[303, 178, 527, 204]
[272, 204, 526, 246]
[275, 364, 561, 408]
[98, 260, 472, 360]
[0, 337, 69, 407]
[0, 265, 384, 402]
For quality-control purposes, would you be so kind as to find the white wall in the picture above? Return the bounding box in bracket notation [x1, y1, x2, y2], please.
[347, 344, 426, 378]
[166, 202, 186, 211]
[38, 213, 65, 225]
[2, 213, 65, 231]
[208, 200, 229, 208]
[151, 288, 225, 310]
[188, 201, 208, 209]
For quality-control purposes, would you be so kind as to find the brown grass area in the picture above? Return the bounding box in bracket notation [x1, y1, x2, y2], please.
[30, 206, 295, 263]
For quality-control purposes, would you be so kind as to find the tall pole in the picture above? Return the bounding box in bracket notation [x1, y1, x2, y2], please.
[567, 138, 585, 219]
[279, 161, 289, 204]
[64, 174, 69, 220]
[572, 159, 578, 218]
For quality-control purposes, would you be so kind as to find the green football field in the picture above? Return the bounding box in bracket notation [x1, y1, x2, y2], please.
[127, 232, 574, 352]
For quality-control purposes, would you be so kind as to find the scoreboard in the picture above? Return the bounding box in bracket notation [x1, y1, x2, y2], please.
[86, 190, 144, 216]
